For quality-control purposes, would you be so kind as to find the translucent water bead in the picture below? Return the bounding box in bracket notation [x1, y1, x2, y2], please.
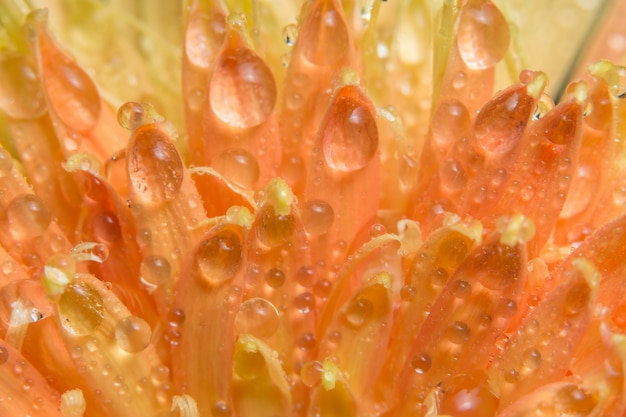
[321, 85, 379, 172]
[457, 0, 510, 70]
[127, 125, 184, 203]
[196, 229, 243, 286]
[0, 56, 46, 119]
[115, 315, 152, 353]
[234, 298, 279, 338]
[7, 194, 52, 240]
[298, 0, 349, 66]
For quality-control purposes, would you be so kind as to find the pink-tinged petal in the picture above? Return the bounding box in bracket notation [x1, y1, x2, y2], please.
[491, 258, 597, 409]
[0, 339, 61, 417]
[172, 224, 246, 416]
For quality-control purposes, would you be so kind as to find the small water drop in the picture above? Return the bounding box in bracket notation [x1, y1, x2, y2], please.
[451, 280, 472, 299]
[445, 321, 471, 344]
[115, 316, 152, 353]
[127, 125, 184, 202]
[301, 199, 334, 236]
[294, 292, 315, 314]
[92, 211, 121, 243]
[265, 268, 286, 288]
[457, 0, 510, 70]
[117, 102, 163, 130]
[234, 298, 279, 338]
[282, 24, 299, 46]
[322, 85, 378, 172]
[301, 360, 323, 387]
[411, 353, 432, 374]
[211, 400, 232, 417]
[296, 266, 315, 287]
[0, 56, 46, 119]
[431, 99, 471, 145]
[494, 334, 509, 351]
[344, 297, 373, 329]
[212, 148, 260, 188]
[556, 385, 596, 415]
[58, 281, 105, 336]
[196, 229, 243, 286]
[7, 194, 51, 240]
[439, 159, 467, 192]
[522, 348, 542, 369]
[209, 33, 277, 128]
[299, 0, 349, 66]
[140, 256, 171, 289]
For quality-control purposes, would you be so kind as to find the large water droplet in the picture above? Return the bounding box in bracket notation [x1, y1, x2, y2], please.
[234, 298, 279, 338]
[7, 194, 51, 240]
[212, 148, 260, 188]
[457, 0, 510, 70]
[209, 34, 277, 128]
[431, 99, 471, 145]
[0, 56, 46, 119]
[196, 229, 243, 286]
[299, 0, 349, 66]
[115, 315, 152, 353]
[58, 281, 104, 336]
[301, 199, 334, 236]
[139, 256, 171, 289]
[185, 12, 226, 68]
[322, 85, 378, 172]
[38, 30, 101, 132]
[127, 125, 184, 202]
[475, 86, 534, 153]
[255, 206, 295, 248]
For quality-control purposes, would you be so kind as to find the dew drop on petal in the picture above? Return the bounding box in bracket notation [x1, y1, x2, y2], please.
[265, 268, 286, 288]
[211, 401, 232, 417]
[322, 85, 378, 172]
[234, 298, 279, 338]
[438, 372, 499, 417]
[294, 292, 315, 314]
[431, 99, 471, 145]
[344, 297, 373, 329]
[38, 31, 101, 132]
[127, 126, 184, 202]
[411, 353, 432, 374]
[457, 0, 510, 70]
[58, 281, 104, 336]
[439, 159, 467, 192]
[209, 39, 277, 128]
[522, 348, 542, 369]
[115, 316, 152, 353]
[140, 256, 172, 288]
[92, 211, 121, 243]
[301, 199, 334, 236]
[445, 321, 471, 344]
[196, 229, 243, 286]
[299, 0, 349, 66]
[117, 102, 163, 130]
[256, 206, 296, 248]
[556, 385, 597, 415]
[0, 147, 13, 178]
[301, 360, 323, 387]
[185, 12, 226, 68]
[7, 194, 51, 240]
[212, 148, 260, 188]
[0, 56, 46, 119]
[282, 24, 299, 46]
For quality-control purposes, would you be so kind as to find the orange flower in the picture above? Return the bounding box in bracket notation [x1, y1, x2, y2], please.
[0, 0, 626, 416]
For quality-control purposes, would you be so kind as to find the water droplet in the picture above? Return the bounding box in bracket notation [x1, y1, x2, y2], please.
[451, 280, 471, 299]
[212, 148, 260, 188]
[452, 71, 467, 90]
[445, 321, 471, 344]
[234, 298, 279, 338]
[344, 297, 373, 329]
[282, 24, 299, 46]
[211, 401, 232, 417]
[265, 268, 286, 288]
[38, 31, 101, 132]
[431, 99, 471, 145]
[299, 0, 349, 66]
[457, 0, 510, 70]
[475, 87, 533, 153]
[297, 332, 317, 351]
[301, 199, 334, 236]
[7, 194, 51, 240]
[494, 334, 509, 351]
[140, 256, 171, 289]
[400, 285, 416, 301]
[185, 12, 225, 68]
[0, 147, 13, 178]
[294, 292, 315, 314]
[556, 385, 596, 415]
[503, 368, 519, 383]
[411, 353, 432, 374]
[196, 229, 243, 286]
[117, 102, 163, 130]
[439, 159, 467, 192]
[438, 372, 499, 416]
[0, 56, 46, 119]
[209, 33, 277, 128]
[296, 266, 315, 287]
[522, 348, 542, 369]
[322, 85, 378, 172]
[92, 211, 121, 243]
[0, 345, 7, 364]
[58, 281, 105, 336]
[128, 125, 184, 202]
[115, 316, 151, 353]
[539, 102, 582, 145]
[301, 360, 323, 387]
[430, 267, 449, 286]
[256, 206, 295, 248]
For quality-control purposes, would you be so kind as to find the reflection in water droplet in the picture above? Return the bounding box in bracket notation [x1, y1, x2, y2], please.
[39, 32, 101, 132]
[301, 360, 323, 387]
[7, 194, 51, 240]
[411, 353, 432, 374]
[185, 12, 226, 68]
[431, 99, 471, 145]
[265, 268, 286, 288]
[212, 148, 260, 188]
[301, 199, 334, 236]
[445, 321, 471, 344]
[196, 229, 242, 286]
[282, 24, 299, 46]
[256, 206, 296, 248]
[117, 102, 163, 130]
[140, 256, 171, 288]
[0, 56, 46, 119]
[209, 36, 277, 128]
[58, 281, 105, 336]
[344, 297, 373, 329]
[322, 85, 378, 172]
[234, 298, 279, 338]
[128, 126, 184, 202]
[115, 315, 152, 353]
[457, 0, 510, 70]
[299, 0, 349, 66]
[92, 211, 121, 243]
